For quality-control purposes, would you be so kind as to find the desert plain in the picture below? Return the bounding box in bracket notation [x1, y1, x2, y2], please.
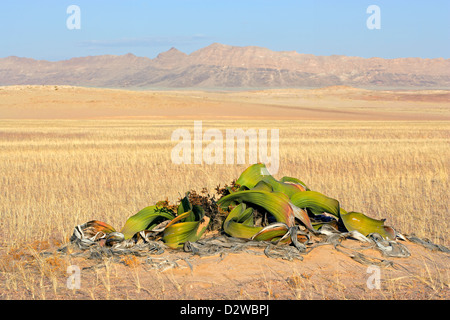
[0, 85, 449, 300]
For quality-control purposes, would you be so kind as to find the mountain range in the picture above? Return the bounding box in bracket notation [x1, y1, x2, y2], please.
[1, 43, 449, 89]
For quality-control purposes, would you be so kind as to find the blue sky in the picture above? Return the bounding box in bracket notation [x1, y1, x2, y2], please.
[0, 0, 449, 60]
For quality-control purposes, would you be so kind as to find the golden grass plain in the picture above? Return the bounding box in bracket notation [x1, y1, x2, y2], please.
[0, 86, 449, 300]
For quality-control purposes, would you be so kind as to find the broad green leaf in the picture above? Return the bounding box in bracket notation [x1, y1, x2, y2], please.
[241, 207, 255, 226]
[223, 203, 262, 239]
[260, 176, 307, 198]
[177, 195, 192, 215]
[251, 223, 290, 242]
[291, 191, 340, 217]
[235, 163, 310, 200]
[340, 211, 396, 240]
[224, 203, 250, 225]
[218, 190, 295, 226]
[280, 176, 310, 191]
[121, 205, 175, 239]
[191, 204, 205, 222]
[223, 204, 292, 242]
[252, 180, 274, 192]
[218, 189, 315, 231]
[163, 216, 210, 249]
[165, 210, 192, 229]
[224, 220, 263, 240]
[162, 196, 210, 248]
[236, 163, 272, 189]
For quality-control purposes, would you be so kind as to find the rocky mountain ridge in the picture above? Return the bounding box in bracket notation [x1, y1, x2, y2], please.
[1, 43, 449, 88]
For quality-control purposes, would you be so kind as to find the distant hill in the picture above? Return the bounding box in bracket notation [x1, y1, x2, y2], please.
[1, 43, 449, 88]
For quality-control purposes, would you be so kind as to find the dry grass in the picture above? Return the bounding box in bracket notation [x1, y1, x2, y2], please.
[0, 120, 448, 245]
[0, 119, 449, 300]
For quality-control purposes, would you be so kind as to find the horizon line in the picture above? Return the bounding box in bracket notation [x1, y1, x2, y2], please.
[1, 42, 449, 62]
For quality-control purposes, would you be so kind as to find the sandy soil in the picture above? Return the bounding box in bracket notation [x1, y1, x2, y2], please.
[0, 85, 449, 120]
[153, 240, 449, 300]
[41, 234, 449, 300]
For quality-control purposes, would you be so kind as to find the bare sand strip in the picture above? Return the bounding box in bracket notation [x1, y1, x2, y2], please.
[0, 85, 449, 120]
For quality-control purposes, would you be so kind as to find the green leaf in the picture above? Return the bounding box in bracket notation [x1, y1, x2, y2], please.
[251, 223, 290, 242]
[224, 219, 263, 240]
[218, 190, 294, 225]
[120, 206, 175, 239]
[291, 191, 340, 217]
[178, 194, 192, 214]
[252, 180, 275, 192]
[165, 210, 192, 229]
[218, 189, 315, 231]
[260, 176, 307, 198]
[340, 211, 396, 240]
[162, 196, 210, 248]
[223, 204, 292, 242]
[235, 163, 272, 189]
[280, 176, 310, 191]
[223, 203, 262, 239]
[163, 216, 210, 249]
